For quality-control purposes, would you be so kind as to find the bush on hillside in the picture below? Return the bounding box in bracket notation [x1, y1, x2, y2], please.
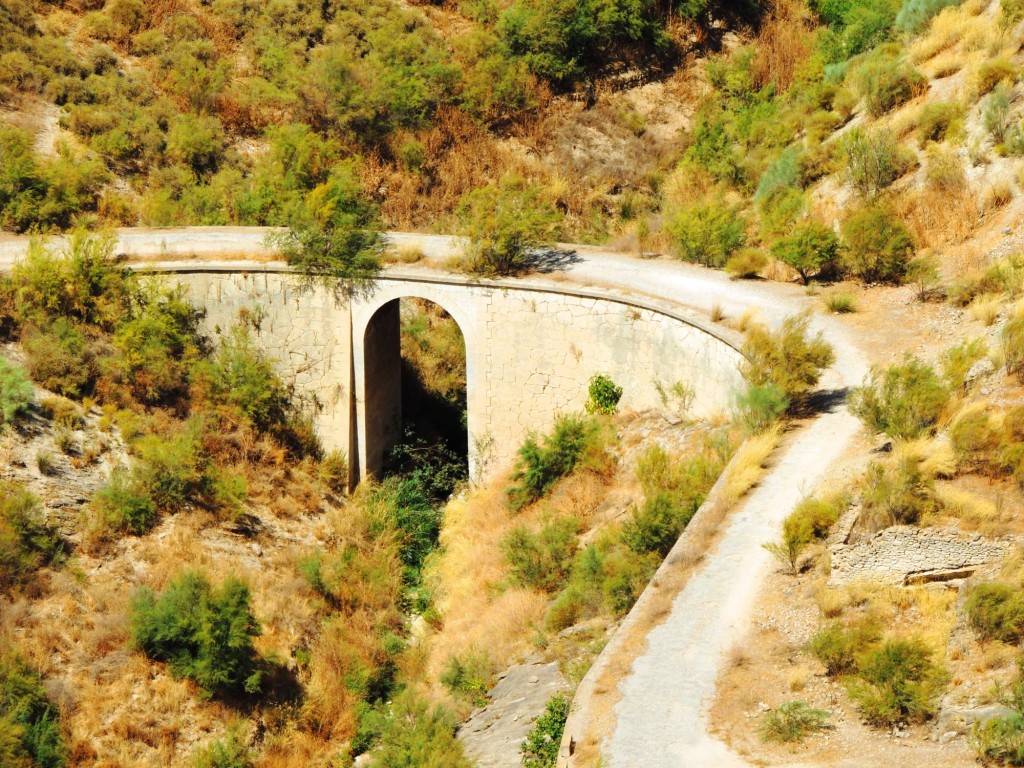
[850, 357, 949, 439]
[1004, 315, 1024, 382]
[741, 312, 835, 409]
[860, 457, 939, 529]
[457, 176, 561, 276]
[370, 692, 472, 768]
[191, 726, 253, 768]
[502, 515, 580, 593]
[522, 694, 569, 768]
[966, 581, 1024, 644]
[736, 384, 790, 433]
[809, 619, 880, 677]
[622, 491, 696, 557]
[895, 0, 962, 32]
[916, 100, 963, 146]
[976, 58, 1017, 96]
[765, 496, 842, 572]
[0, 357, 32, 425]
[759, 701, 831, 743]
[841, 204, 915, 283]
[724, 247, 768, 279]
[131, 571, 263, 696]
[842, 128, 916, 196]
[770, 220, 843, 284]
[848, 638, 947, 726]
[90, 469, 158, 536]
[0, 484, 63, 594]
[585, 374, 622, 415]
[506, 414, 609, 510]
[0, 653, 66, 768]
[852, 49, 926, 117]
[665, 198, 746, 268]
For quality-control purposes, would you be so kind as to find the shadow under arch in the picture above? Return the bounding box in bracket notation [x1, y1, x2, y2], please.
[358, 295, 468, 483]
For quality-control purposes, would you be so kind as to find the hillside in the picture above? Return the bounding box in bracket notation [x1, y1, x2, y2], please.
[5, 0, 1024, 767]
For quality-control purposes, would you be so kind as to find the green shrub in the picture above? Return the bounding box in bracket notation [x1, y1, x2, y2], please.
[983, 84, 1013, 144]
[133, 425, 207, 511]
[809, 620, 879, 677]
[966, 581, 1024, 644]
[501, 515, 580, 592]
[666, 198, 746, 268]
[1003, 0, 1024, 24]
[191, 726, 252, 768]
[973, 710, 1024, 766]
[0, 357, 32, 425]
[860, 457, 938, 529]
[950, 407, 1001, 472]
[724, 248, 768, 279]
[736, 384, 790, 433]
[977, 58, 1017, 96]
[318, 450, 349, 493]
[940, 338, 987, 392]
[895, 0, 962, 32]
[622, 492, 694, 557]
[506, 414, 606, 509]
[916, 100, 963, 146]
[907, 253, 942, 301]
[741, 312, 835, 408]
[457, 176, 561, 275]
[91, 469, 158, 535]
[841, 204, 915, 283]
[850, 357, 949, 439]
[848, 638, 947, 726]
[770, 220, 843, 285]
[585, 374, 622, 415]
[853, 50, 925, 117]
[371, 692, 472, 768]
[366, 475, 442, 586]
[0, 653, 66, 768]
[522, 694, 569, 768]
[765, 497, 840, 573]
[759, 701, 831, 743]
[23, 320, 94, 399]
[842, 128, 916, 196]
[197, 325, 291, 431]
[440, 649, 493, 707]
[131, 571, 263, 696]
[0, 484, 63, 594]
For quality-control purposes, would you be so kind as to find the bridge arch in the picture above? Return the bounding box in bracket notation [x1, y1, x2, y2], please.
[351, 286, 483, 482]
[355, 294, 476, 481]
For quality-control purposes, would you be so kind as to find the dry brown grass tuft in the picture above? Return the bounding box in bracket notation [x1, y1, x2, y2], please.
[753, 0, 816, 91]
[720, 424, 783, 508]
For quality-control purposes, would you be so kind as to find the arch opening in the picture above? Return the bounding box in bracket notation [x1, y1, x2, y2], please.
[361, 297, 468, 493]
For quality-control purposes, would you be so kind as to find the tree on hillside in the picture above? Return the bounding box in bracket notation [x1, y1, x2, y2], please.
[270, 161, 383, 292]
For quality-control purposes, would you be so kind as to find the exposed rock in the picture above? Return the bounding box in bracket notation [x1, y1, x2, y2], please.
[459, 659, 569, 768]
[965, 357, 997, 388]
[936, 705, 1016, 735]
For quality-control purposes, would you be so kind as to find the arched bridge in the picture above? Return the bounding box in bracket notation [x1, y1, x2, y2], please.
[165, 262, 745, 483]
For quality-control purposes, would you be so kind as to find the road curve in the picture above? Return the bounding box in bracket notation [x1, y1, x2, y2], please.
[0, 228, 870, 767]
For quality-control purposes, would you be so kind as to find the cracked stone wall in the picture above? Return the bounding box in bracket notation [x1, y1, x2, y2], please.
[829, 526, 1011, 587]
[166, 270, 745, 482]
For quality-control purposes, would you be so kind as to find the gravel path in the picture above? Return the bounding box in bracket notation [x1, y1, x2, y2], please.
[0, 229, 871, 766]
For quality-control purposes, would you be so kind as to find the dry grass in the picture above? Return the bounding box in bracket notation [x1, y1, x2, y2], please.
[895, 165, 979, 249]
[970, 293, 1003, 325]
[894, 437, 957, 478]
[752, 0, 816, 90]
[983, 179, 1015, 211]
[934, 484, 998, 527]
[720, 424, 783, 508]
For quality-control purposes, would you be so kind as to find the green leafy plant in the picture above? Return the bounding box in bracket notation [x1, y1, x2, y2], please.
[736, 384, 790, 433]
[585, 374, 622, 415]
[502, 515, 580, 592]
[842, 128, 916, 197]
[440, 649, 494, 707]
[131, 571, 263, 696]
[852, 49, 925, 117]
[847, 638, 947, 727]
[91, 469, 158, 536]
[759, 701, 830, 743]
[191, 725, 253, 768]
[841, 203, 915, 284]
[506, 414, 607, 509]
[0, 653, 66, 768]
[850, 357, 949, 439]
[522, 694, 569, 768]
[741, 312, 835, 410]
[809, 619, 879, 677]
[666, 198, 746, 268]
[0, 483, 63, 594]
[724, 248, 768, 279]
[966, 581, 1024, 644]
[771, 220, 843, 285]
[457, 176, 561, 275]
[860, 457, 939, 530]
[0, 357, 32, 425]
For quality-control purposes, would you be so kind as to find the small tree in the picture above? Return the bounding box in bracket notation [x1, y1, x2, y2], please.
[270, 161, 383, 287]
[457, 176, 560, 275]
[770, 220, 843, 284]
[741, 312, 835, 410]
[841, 204, 915, 284]
[849, 357, 949, 439]
[0, 357, 32, 425]
[522, 694, 570, 768]
[585, 374, 622, 414]
[666, 197, 746, 268]
[131, 571, 263, 696]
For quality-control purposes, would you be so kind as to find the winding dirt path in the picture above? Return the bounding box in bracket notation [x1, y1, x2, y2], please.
[0, 228, 871, 767]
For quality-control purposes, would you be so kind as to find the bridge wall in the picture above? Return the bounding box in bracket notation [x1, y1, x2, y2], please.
[159, 268, 745, 485]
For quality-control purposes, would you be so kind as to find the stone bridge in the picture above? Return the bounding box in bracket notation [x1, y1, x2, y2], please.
[165, 263, 745, 484]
